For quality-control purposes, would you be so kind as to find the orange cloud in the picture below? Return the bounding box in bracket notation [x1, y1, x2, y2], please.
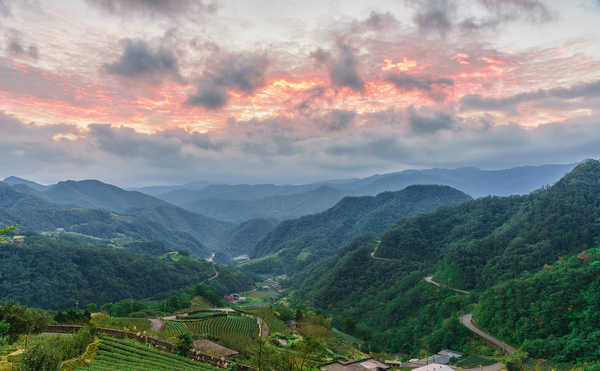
[382, 58, 417, 72]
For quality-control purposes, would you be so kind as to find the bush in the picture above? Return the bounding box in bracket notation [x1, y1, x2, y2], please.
[21, 326, 95, 370]
[176, 333, 193, 356]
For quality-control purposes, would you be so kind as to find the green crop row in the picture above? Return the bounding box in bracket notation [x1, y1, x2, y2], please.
[74, 337, 219, 371]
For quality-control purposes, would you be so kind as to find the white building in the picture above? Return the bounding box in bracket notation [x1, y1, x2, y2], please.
[413, 363, 454, 371]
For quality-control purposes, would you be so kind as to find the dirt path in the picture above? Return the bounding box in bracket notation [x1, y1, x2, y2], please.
[59, 339, 100, 369]
[150, 318, 165, 331]
[460, 314, 516, 355]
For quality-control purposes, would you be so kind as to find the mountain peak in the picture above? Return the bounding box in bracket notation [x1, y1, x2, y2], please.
[3, 176, 48, 191]
[557, 159, 600, 187]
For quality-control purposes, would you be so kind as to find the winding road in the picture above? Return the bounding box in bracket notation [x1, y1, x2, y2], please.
[423, 277, 515, 354]
[459, 314, 516, 355]
[424, 276, 471, 295]
[370, 240, 400, 262]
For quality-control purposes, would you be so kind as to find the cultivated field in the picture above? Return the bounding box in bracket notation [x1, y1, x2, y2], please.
[75, 337, 218, 371]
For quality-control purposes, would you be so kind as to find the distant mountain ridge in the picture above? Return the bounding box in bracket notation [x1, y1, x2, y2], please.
[3, 176, 48, 191]
[142, 163, 576, 223]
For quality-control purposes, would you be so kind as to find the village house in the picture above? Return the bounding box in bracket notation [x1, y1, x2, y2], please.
[385, 349, 462, 368]
[320, 358, 390, 371]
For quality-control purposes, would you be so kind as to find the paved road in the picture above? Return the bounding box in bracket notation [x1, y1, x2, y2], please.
[369, 240, 399, 262]
[460, 314, 516, 355]
[459, 362, 505, 371]
[424, 276, 471, 295]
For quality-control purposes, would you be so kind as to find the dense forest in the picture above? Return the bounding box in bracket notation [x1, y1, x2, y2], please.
[474, 247, 600, 363]
[0, 234, 253, 310]
[246, 185, 471, 274]
[291, 236, 473, 354]
[374, 160, 600, 290]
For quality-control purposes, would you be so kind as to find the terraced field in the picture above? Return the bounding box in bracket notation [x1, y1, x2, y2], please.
[164, 315, 259, 339]
[75, 337, 218, 371]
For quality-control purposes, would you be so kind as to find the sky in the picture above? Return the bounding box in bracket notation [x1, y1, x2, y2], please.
[1, 0, 600, 186]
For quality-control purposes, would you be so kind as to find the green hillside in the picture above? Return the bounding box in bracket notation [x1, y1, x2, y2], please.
[292, 160, 600, 362]
[474, 248, 600, 363]
[0, 234, 219, 309]
[39, 179, 168, 212]
[376, 160, 600, 289]
[218, 218, 279, 257]
[0, 181, 236, 257]
[247, 185, 471, 274]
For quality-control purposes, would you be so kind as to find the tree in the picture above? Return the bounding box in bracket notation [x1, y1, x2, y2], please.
[0, 321, 9, 345]
[0, 225, 15, 241]
[176, 333, 193, 356]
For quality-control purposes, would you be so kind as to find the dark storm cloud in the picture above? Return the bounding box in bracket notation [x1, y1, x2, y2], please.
[408, 107, 455, 134]
[6, 29, 39, 59]
[413, 0, 455, 37]
[7, 39, 39, 59]
[386, 73, 454, 101]
[320, 110, 356, 132]
[88, 124, 223, 161]
[104, 39, 182, 83]
[86, 0, 216, 17]
[187, 51, 270, 109]
[477, 0, 552, 24]
[460, 80, 600, 112]
[187, 81, 229, 109]
[410, 0, 553, 36]
[311, 42, 364, 92]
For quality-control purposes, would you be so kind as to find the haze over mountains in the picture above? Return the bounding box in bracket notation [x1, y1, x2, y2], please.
[141, 163, 575, 222]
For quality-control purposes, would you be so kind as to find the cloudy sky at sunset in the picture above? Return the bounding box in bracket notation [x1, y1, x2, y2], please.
[2, 0, 600, 186]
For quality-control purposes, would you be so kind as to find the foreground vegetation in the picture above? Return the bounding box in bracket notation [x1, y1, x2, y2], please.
[77, 336, 219, 371]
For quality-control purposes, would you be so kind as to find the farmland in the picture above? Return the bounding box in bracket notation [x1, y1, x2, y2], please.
[164, 315, 259, 339]
[76, 337, 219, 371]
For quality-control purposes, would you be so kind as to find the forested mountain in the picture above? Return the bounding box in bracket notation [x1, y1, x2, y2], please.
[0, 234, 254, 310]
[292, 160, 600, 361]
[292, 236, 471, 355]
[246, 185, 471, 274]
[38, 180, 169, 212]
[376, 159, 600, 290]
[217, 218, 279, 257]
[474, 247, 600, 362]
[131, 205, 232, 248]
[0, 180, 234, 256]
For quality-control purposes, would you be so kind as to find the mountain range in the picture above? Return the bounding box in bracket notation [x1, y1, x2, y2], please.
[291, 159, 600, 361]
[138, 163, 575, 223]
